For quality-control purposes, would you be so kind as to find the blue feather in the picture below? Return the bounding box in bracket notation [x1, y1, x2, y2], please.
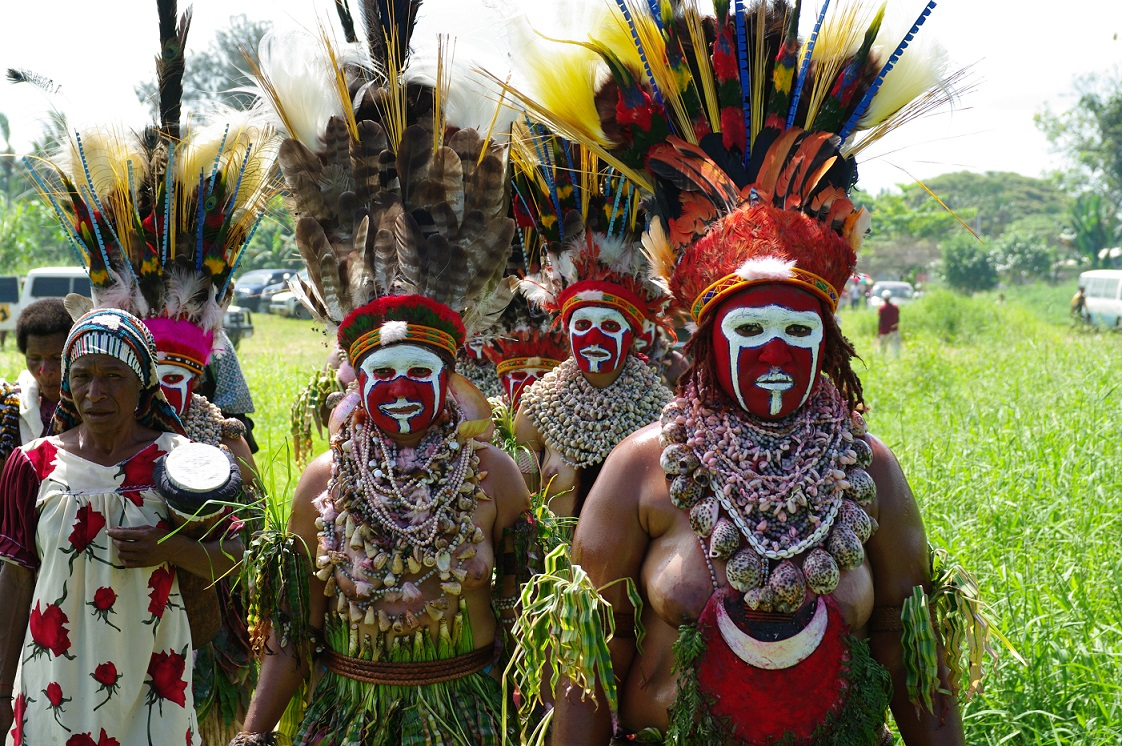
[838, 0, 936, 143]
[195, 171, 207, 270]
[217, 210, 264, 301]
[615, 0, 669, 128]
[23, 158, 88, 265]
[527, 120, 564, 241]
[74, 132, 133, 283]
[788, 0, 832, 129]
[735, 0, 752, 164]
[162, 144, 177, 266]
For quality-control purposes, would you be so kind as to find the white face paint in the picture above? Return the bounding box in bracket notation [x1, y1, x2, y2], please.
[568, 306, 631, 374]
[157, 362, 196, 415]
[358, 345, 447, 435]
[719, 305, 823, 416]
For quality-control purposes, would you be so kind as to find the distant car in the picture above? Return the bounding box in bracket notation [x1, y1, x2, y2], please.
[262, 269, 309, 314]
[867, 281, 917, 309]
[224, 305, 254, 348]
[233, 268, 296, 311]
[269, 290, 312, 320]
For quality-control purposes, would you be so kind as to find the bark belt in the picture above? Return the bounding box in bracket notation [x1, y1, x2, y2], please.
[323, 645, 494, 685]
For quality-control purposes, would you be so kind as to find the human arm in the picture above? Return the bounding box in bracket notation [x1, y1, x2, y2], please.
[550, 428, 655, 745]
[0, 561, 34, 736]
[864, 435, 964, 746]
[223, 434, 259, 492]
[239, 451, 330, 734]
[512, 408, 543, 492]
[478, 443, 533, 628]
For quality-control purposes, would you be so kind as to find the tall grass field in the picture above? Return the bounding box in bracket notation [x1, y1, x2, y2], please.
[1, 285, 1117, 744]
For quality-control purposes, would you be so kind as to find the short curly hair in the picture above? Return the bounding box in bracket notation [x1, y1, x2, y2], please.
[16, 298, 74, 354]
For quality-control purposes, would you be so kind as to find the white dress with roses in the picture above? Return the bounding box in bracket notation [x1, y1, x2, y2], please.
[0, 433, 200, 746]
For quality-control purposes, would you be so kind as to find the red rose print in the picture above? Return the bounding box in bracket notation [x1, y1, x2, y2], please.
[68, 505, 106, 553]
[92, 661, 120, 687]
[45, 681, 65, 707]
[26, 601, 74, 660]
[65, 734, 96, 746]
[43, 680, 71, 730]
[146, 648, 188, 708]
[98, 730, 121, 746]
[146, 565, 177, 620]
[93, 586, 116, 610]
[88, 585, 121, 631]
[26, 438, 58, 481]
[118, 442, 166, 506]
[11, 692, 30, 746]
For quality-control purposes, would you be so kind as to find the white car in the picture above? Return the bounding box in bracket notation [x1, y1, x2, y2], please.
[867, 281, 917, 309]
[269, 290, 312, 320]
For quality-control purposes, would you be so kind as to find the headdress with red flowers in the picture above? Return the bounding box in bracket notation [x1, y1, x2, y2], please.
[499, 0, 959, 324]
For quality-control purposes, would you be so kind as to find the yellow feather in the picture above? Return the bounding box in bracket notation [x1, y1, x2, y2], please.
[857, 22, 948, 129]
[800, 1, 879, 129]
[641, 215, 674, 289]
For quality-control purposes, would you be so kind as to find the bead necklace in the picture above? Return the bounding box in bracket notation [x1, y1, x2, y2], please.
[521, 355, 671, 468]
[315, 401, 485, 638]
[661, 377, 878, 614]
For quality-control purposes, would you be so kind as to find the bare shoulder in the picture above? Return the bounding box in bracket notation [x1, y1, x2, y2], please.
[512, 407, 542, 448]
[475, 442, 531, 529]
[288, 450, 333, 552]
[863, 433, 929, 603]
[592, 421, 666, 512]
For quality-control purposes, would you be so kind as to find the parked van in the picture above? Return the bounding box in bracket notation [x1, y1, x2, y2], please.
[1078, 269, 1122, 327]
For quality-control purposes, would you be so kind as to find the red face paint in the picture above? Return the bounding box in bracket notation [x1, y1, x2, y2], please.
[711, 285, 825, 419]
[157, 363, 196, 416]
[568, 306, 634, 375]
[634, 318, 656, 356]
[499, 366, 549, 408]
[357, 345, 449, 435]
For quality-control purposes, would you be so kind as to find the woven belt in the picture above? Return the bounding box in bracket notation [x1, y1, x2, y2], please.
[323, 645, 494, 686]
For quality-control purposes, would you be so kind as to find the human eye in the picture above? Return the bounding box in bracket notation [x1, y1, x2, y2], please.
[786, 324, 813, 337]
[373, 367, 395, 379]
[408, 367, 432, 378]
[574, 319, 592, 332]
[602, 319, 622, 332]
[734, 322, 763, 337]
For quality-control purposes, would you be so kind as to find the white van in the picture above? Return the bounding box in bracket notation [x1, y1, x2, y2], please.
[1078, 269, 1122, 327]
[4, 268, 92, 331]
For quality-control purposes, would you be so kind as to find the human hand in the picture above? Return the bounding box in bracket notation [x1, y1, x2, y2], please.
[107, 524, 180, 568]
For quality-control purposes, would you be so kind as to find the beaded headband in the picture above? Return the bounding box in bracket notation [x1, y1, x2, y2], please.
[156, 351, 206, 377]
[558, 281, 648, 332]
[495, 356, 564, 376]
[691, 267, 840, 322]
[348, 323, 460, 363]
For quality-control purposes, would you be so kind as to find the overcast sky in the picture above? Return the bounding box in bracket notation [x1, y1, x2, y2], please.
[2, 0, 1120, 195]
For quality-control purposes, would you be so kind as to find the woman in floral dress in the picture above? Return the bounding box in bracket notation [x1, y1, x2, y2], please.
[0, 309, 242, 745]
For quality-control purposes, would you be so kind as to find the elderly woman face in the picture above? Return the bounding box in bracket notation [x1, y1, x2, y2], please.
[69, 353, 143, 430]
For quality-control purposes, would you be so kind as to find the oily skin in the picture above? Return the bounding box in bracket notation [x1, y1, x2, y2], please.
[550, 285, 964, 745]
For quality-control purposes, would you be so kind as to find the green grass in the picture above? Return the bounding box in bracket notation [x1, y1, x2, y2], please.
[3, 286, 1118, 743]
[840, 283, 1122, 743]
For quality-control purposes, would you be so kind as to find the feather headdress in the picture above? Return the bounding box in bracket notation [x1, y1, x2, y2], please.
[511, 122, 667, 334]
[496, 0, 959, 322]
[24, 0, 279, 369]
[249, 1, 517, 364]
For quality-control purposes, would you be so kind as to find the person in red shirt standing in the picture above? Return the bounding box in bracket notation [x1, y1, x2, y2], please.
[878, 291, 901, 356]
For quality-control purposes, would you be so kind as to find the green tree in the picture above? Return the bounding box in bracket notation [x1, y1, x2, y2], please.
[940, 232, 997, 295]
[135, 14, 272, 116]
[1068, 193, 1122, 268]
[1036, 71, 1122, 202]
[235, 196, 298, 274]
[0, 193, 71, 273]
[990, 231, 1053, 285]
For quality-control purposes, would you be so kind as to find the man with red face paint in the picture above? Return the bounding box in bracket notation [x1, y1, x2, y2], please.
[514, 272, 672, 518]
[517, 2, 984, 741]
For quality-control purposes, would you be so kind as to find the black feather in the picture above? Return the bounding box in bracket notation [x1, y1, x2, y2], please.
[155, 0, 192, 139]
[334, 0, 358, 44]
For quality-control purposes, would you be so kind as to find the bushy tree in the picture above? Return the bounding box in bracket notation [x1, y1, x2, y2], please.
[235, 196, 299, 274]
[990, 231, 1053, 284]
[941, 232, 998, 295]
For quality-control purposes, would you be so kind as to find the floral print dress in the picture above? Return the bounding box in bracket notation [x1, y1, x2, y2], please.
[0, 433, 200, 746]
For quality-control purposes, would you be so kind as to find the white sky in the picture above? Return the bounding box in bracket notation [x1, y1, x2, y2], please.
[1, 0, 1120, 195]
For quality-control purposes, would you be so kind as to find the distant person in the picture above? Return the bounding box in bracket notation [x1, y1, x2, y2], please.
[1071, 286, 1087, 325]
[850, 281, 863, 310]
[878, 290, 901, 356]
[0, 299, 74, 470]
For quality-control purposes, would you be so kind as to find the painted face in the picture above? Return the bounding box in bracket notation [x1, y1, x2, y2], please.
[712, 285, 825, 419]
[634, 319, 656, 356]
[357, 344, 449, 435]
[499, 365, 550, 408]
[568, 306, 634, 375]
[464, 337, 486, 361]
[157, 362, 197, 416]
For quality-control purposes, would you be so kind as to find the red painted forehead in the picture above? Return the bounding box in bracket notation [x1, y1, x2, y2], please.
[712, 283, 825, 320]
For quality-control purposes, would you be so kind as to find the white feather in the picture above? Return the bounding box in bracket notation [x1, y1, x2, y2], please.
[518, 275, 558, 310]
[380, 320, 409, 343]
[253, 31, 348, 150]
[735, 257, 796, 283]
